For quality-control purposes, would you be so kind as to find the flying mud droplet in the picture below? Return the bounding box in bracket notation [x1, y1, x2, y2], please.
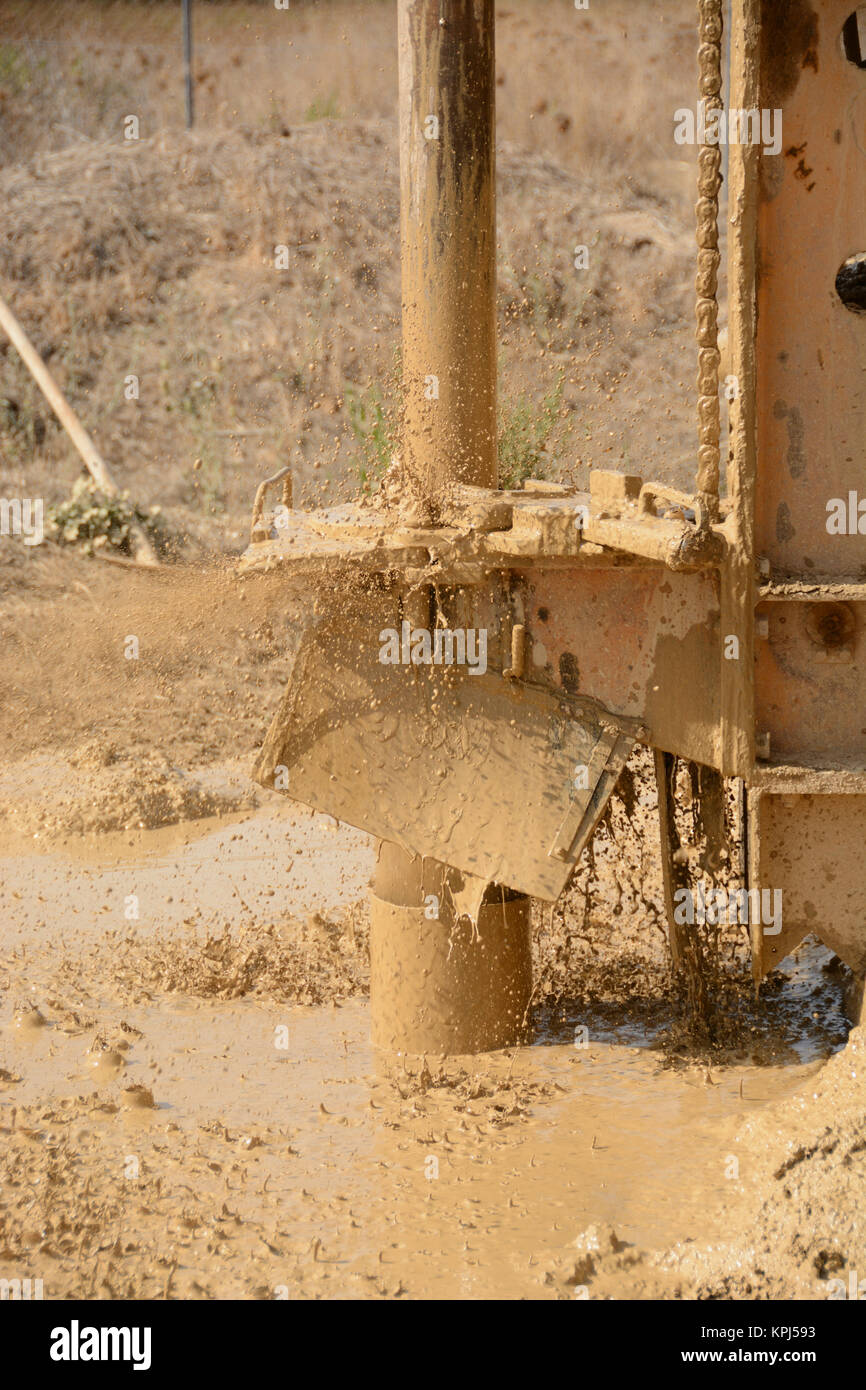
[85, 1046, 126, 1080]
[13, 1006, 48, 1033]
[120, 1083, 156, 1110]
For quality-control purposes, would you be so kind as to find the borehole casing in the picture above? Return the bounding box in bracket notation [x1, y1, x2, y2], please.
[370, 843, 532, 1054]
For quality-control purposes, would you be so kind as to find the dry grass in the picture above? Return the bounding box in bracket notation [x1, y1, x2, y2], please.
[0, 1, 697, 177]
[0, 0, 706, 551]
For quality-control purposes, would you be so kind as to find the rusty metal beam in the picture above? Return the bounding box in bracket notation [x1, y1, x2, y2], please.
[732, 0, 866, 988]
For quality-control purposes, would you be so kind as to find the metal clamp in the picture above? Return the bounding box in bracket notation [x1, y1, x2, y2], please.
[250, 465, 293, 544]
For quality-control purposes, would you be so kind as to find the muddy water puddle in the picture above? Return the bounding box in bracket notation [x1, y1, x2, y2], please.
[0, 987, 825, 1299]
[0, 992, 829, 1299]
[0, 804, 845, 1298]
[0, 803, 374, 948]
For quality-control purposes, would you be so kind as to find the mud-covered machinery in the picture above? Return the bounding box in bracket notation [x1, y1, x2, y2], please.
[242, 0, 866, 1053]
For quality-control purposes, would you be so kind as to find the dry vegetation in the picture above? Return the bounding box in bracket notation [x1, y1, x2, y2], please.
[0, 0, 710, 790]
[0, 0, 704, 555]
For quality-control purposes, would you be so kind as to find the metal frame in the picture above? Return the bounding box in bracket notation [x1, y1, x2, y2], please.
[244, 0, 866, 995]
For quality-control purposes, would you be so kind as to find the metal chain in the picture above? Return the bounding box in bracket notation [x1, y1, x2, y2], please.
[695, 0, 724, 522]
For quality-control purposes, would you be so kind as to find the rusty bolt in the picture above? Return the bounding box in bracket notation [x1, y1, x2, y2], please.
[805, 602, 856, 651]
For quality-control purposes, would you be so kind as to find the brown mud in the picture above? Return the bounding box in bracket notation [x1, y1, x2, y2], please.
[0, 0, 862, 1303]
[0, 772, 857, 1300]
[0, 562, 855, 1302]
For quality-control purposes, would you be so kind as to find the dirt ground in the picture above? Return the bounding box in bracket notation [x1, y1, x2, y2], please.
[0, 0, 863, 1303]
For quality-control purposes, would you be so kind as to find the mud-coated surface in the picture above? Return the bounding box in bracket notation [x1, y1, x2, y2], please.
[0, 0, 863, 1304]
[0, 788, 860, 1301]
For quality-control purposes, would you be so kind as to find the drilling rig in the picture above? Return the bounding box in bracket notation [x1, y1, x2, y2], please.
[242, 0, 866, 1054]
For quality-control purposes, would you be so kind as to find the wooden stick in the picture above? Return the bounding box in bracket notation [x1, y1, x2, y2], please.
[0, 288, 159, 567]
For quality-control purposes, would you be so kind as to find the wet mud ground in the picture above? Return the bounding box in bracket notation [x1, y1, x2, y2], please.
[0, 780, 860, 1301]
[0, 0, 863, 1300]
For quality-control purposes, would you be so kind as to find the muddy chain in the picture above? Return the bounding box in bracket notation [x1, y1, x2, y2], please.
[695, 0, 723, 525]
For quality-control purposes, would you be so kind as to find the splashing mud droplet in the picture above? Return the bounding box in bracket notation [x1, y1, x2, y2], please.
[120, 1083, 156, 1110]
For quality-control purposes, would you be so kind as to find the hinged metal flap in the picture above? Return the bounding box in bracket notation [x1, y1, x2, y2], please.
[254, 606, 637, 901]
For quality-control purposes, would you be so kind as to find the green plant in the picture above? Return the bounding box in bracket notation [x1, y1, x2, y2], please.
[346, 363, 567, 495]
[0, 44, 34, 94]
[497, 371, 565, 489]
[304, 92, 340, 122]
[161, 367, 224, 513]
[46, 477, 164, 558]
[192, 449, 225, 515]
[178, 377, 217, 420]
[345, 382, 395, 495]
[0, 392, 47, 459]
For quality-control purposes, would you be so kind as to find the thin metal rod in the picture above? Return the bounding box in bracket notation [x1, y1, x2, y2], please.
[182, 0, 194, 130]
[0, 286, 159, 567]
